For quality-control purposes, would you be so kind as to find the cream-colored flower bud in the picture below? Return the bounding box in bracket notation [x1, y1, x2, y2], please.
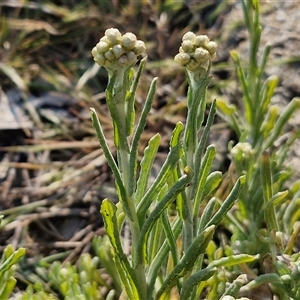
[194, 48, 209, 63]
[231, 142, 253, 159]
[105, 28, 121, 45]
[121, 32, 137, 50]
[174, 52, 190, 65]
[175, 32, 217, 76]
[193, 35, 210, 47]
[96, 41, 109, 53]
[91, 47, 98, 58]
[182, 31, 196, 42]
[126, 51, 137, 64]
[134, 40, 146, 55]
[92, 28, 146, 70]
[104, 60, 113, 68]
[100, 36, 109, 44]
[179, 46, 185, 53]
[93, 53, 105, 65]
[181, 40, 194, 53]
[118, 55, 128, 66]
[207, 41, 217, 55]
[104, 50, 115, 61]
[113, 44, 124, 59]
[210, 53, 217, 61]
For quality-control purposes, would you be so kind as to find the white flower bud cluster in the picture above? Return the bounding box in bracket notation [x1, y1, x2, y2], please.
[230, 142, 254, 160]
[92, 28, 146, 70]
[174, 32, 217, 72]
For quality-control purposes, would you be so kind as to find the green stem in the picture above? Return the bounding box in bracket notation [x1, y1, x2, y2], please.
[117, 132, 147, 299]
[183, 200, 193, 251]
[107, 65, 150, 298]
[182, 75, 210, 256]
[242, 0, 262, 145]
[119, 148, 130, 193]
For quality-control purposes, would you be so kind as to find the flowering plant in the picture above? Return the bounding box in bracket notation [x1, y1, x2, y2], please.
[90, 28, 250, 299]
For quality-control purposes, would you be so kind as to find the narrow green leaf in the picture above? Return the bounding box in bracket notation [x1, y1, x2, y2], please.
[137, 123, 184, 223]
[100, 199, 142, 299]
[198, 197, 216, 234]
[259, 76, 278, 117]
[265, 97, 300, 149]
[195, 100, 217, 177]
[0, 277, 16, 299]
[216, 99, 236, 115]
[126, 59, 147, 136]
[260, 105, 279, 138]
[92, 236, 122, 292]
[230, 50, 253, 125]
[194, 77, 211, 131]
[105, 73, 129, 152]
[184, 76, 211, 166]
[180, 267, 216, 299]
[129, 77, 157, 197]
[136, 172, 192, 267]
[135, 133, 160, 204]
[0, 247, 26, 275]
[216, 99, 241, 136]
[260, 151, 273, 203]
[2, 244, 14, 261]
[147, 185, 167, 263]
[155, 225, 215, 300]
[272, 190, 288, 206]
[113, 255, 135, 300]
[173, 164, 189, 220]
[258, 44, 271, 78]
[208, 254, 257, 268]
[202, 171, 222, 200]
[170, 122, 184, 148]
[192, 145, 216, 222]
[129, 57, 146, 97]
[90, 109, 133, 220]
[206, 176, 246, 228]
[147, 217, 183, 296]
[257, 190, 289, 231]
[240, 273, 284, 294]
[222, 274, 248, 297]
[240, 0, 251, 31]
[260, 152, 279, 232]
[161, 210, 180, 269]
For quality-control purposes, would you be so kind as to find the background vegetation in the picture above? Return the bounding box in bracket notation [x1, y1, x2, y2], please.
[0, 1, 299, 299]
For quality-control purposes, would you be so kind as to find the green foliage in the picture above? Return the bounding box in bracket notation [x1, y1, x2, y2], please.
[89, 1, 300, 299]
[215, 0, 300, 298]
[228, 0, 299, 245]
[0, 240, 26, 299]
[89, 27, 247, 298]
[48, 255, 103, 300]
[18, 252, 113, 300]
[1, 1, 299, 299]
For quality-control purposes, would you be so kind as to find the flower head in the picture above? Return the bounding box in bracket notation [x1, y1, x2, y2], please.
[230, 142, 254, 160]
[230, 142, 254, 174]
[92, 28, 146, 72]
[174, 32, 217, 76]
